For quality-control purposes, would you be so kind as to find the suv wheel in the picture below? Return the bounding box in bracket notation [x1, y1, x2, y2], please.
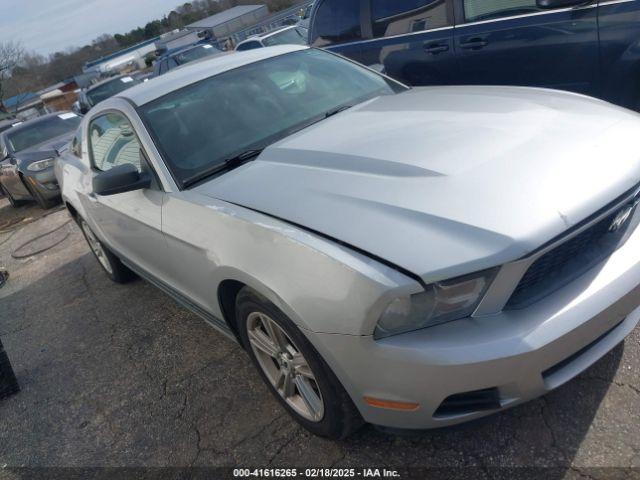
[236, 287, 363, 439]
[79, 218, 135, 283]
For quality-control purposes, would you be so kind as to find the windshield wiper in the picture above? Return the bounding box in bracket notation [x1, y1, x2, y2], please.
[182, 149, 263, 188]
[325, 104, 353, 118]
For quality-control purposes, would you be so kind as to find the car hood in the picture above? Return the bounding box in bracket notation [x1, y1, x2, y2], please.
[195, 86, 640, 282]
[16, 132, 73, 165]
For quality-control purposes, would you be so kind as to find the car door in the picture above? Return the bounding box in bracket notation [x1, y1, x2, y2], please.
[81, 108, 170, 280]
[363, 0, 456, 85]
[453, 0, 600, 96]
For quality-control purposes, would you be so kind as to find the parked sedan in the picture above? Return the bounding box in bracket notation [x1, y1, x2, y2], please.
[153, 43, 225, 77]
[235, 26, 308, 51]
[1, 112, 81, 209]
[78, 75, 142, 114]
[57, 46, 640, 438]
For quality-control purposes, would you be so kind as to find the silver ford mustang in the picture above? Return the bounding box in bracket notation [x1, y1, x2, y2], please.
[56, 45, 640, 438]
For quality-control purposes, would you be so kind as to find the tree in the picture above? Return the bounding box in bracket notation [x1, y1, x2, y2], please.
[0, 41, 25, 111]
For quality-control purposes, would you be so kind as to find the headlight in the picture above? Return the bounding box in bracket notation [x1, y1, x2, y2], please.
[375, 268, 498, 339]
[27, 158, 55, 172]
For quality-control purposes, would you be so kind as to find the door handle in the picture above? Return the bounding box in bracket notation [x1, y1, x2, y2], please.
[460, 38, 489, 50]
[424, 43, 449, 55]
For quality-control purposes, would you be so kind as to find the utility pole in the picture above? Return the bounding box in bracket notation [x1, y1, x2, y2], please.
[0, 337, 19, 399]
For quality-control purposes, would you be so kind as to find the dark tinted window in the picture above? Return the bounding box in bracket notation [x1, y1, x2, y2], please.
[311, 0, 361, 46]
[236, 40, 262, 51]
[6, 113, 81, 152]
[173, 45, 221, 65]
[86, 76, 141, 106]
[371, 0, 450, 37]
[463, 0, 541, 22]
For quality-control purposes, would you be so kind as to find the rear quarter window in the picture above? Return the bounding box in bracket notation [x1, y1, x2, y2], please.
[311, 0, 362, 47]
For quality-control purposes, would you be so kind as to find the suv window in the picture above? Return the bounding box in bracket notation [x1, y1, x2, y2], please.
[89, 112, 141, 172]
[311, 0, 362, 46]
[371, 0, 450, 38]
[463, 0, 541, 22]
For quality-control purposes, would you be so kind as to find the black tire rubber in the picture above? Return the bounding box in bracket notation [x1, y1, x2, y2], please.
[78, 218, 136, 284]
[0, 183, 23, 208]
[24, 180, 59, 210]
[236, 287, 364, 439]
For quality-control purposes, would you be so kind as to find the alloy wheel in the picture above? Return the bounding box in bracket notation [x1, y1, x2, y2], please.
[247, 311, 325, 422]
[80, 220, 113, 275]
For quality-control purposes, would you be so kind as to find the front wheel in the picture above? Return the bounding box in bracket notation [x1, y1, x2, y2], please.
[236, 287, 363, 439]
[78, 218, 135, 283]
[0, 183, 23, 208]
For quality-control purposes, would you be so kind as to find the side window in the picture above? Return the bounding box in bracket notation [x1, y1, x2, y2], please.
[158, 60, 168, 75]
[89, 112, 142, 172]
[463, 0, 541, 22]
[371, 0, 451, 38]
[237, 41, 262, 51]
[311, 0, 362, 47]
[71, 128, 82, 158]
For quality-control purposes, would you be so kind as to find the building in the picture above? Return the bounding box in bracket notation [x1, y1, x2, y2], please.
[184, 5, 269, 40]
[155, 29, 202, 53]
[83, 38, 159, 74]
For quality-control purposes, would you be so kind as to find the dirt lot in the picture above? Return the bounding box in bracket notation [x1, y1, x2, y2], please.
[0, 198, 639, 478]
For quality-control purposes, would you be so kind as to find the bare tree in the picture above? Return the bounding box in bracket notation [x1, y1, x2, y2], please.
[0, 41, 25, 111]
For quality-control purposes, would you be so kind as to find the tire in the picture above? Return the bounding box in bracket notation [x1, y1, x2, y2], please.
[24, 180, 59, 210]
[78, 218, 135, 283]
[0, 183, 23, 208]
[236, 287, 363, 439]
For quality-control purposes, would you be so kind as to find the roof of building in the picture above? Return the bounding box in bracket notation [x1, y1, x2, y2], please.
[185, 5, 267, 30]
[85, 37, 159, 69]
[119, 45, 306, 106]
[3, 92, 40, 109]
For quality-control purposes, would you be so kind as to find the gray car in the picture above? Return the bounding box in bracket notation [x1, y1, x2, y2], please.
[1, 112, 81, 209]
[56, 46, 640, 438]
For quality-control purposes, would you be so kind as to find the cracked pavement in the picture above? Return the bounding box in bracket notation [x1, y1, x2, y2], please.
[0, 199, 639, 477]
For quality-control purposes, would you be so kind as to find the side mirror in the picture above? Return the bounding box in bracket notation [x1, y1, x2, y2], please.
[93, 164, 150, 196]
[80, 105, 89, 115]
[536, 0, 590, 8]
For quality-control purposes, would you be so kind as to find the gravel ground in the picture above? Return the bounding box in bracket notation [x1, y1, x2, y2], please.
[0, 198, 638, 479]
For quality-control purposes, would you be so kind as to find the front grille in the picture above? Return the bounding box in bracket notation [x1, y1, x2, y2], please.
[506, 201, 637, 310]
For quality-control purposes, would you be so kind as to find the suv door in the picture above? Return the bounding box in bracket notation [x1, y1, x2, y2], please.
[453, 0, 599, 96]
[366, 0, 456, 85]
[83, 110, 169, 279]
[311, 0, 456, 86]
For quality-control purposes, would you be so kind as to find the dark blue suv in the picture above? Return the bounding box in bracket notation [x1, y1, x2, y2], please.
[309, 0, 640, 110]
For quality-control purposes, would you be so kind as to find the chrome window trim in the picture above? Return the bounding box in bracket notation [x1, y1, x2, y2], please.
[598, 0, 636, 4]
[457, 3, 598, 29]
[473, 185, 640, 316]
[330, 25, 454, 48]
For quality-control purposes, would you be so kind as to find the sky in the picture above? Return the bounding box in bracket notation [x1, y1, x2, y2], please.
[0, 0, 189, 56]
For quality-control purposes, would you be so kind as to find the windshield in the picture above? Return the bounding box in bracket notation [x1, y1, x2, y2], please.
[7, 113, 81, 152]
[86, 76, 141, 106]
[174, 45, 221, 65]
[262, 28, 307, 47]
[140, 49, 406, 187]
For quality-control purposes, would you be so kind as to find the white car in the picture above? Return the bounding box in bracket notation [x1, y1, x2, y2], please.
[57, 46, 640, 438]
[235, 26, 307, 51]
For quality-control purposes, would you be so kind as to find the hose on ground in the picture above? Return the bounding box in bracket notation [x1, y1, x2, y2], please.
[10, 219, 73, 260]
